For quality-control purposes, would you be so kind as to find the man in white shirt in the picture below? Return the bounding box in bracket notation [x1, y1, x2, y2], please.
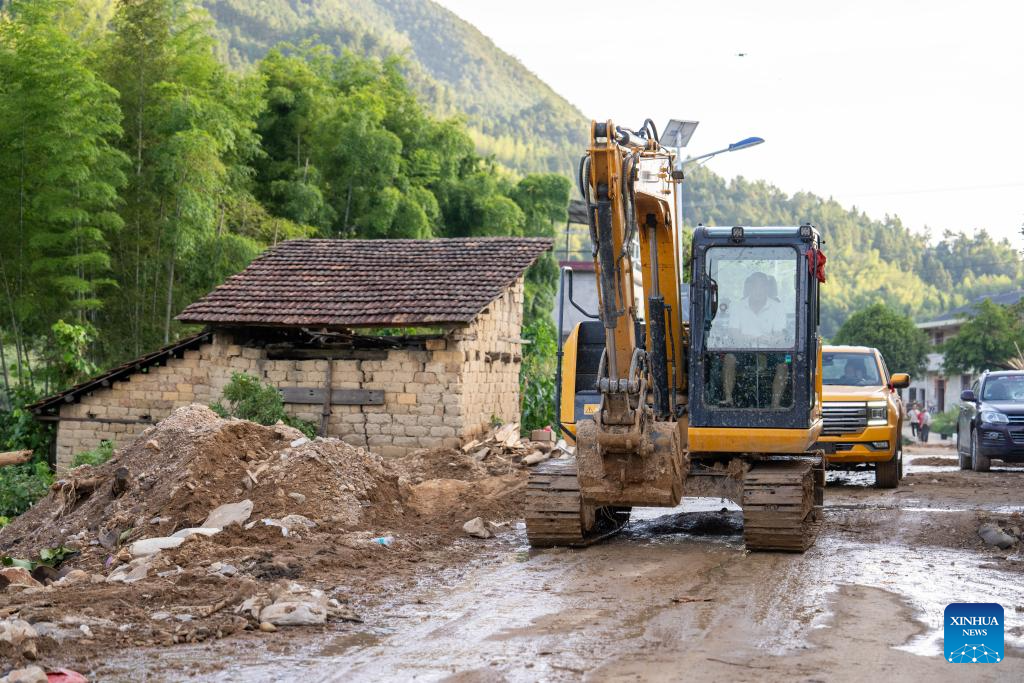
[720, 271, 791, 409]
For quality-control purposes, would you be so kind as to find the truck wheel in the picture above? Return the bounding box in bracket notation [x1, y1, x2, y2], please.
[970, 429, 990, 472]
[876, 452, 899, 488]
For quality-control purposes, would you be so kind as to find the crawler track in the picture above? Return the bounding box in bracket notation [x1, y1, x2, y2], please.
[742, 457, 824, 552]
[525, 458, 629, 547]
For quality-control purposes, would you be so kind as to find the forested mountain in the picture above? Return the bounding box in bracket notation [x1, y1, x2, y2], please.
[190, 0, 1022, 335]
[198, 0, 588, 176]
[680, 167, 1023, 335]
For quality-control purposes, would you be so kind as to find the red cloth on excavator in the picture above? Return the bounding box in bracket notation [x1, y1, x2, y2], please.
[807, 249, 827, 283]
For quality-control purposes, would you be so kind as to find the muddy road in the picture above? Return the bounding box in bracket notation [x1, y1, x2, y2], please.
[97, 446, 1024, 681]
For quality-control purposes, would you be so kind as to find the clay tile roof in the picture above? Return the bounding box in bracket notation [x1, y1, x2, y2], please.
[177, 237, 553, 328]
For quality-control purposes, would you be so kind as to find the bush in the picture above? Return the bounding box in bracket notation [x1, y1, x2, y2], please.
[520, 318, 558, 433]
[0, 461, 53, 518]
[211, 372, 317, 438]
[71, 440, 114, 468]
[930, 408, 958, 436]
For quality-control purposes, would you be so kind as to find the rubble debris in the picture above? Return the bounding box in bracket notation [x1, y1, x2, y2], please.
[0, 618, 38, 659]
[203, 500, 254, 530]
[530, 429, 554, 443]
[0, 404, 526, 661]
[979, 523, 1016, 549]
[463, 517, 492, 539]
[128, 536, 184, 557]
[0, 666, 46, 683]
[43, 670, 88, 683]
[522, 451, 550, 466]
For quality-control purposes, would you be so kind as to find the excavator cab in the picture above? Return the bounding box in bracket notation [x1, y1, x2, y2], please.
[687, 225, 825, 454]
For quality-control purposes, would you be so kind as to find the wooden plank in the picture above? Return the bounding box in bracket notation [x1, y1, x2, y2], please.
[280, 387, 384, 405]
[0, 450, 32, 467]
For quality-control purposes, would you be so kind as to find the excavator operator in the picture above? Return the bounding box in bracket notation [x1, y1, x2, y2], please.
[717, 271, 790, 409]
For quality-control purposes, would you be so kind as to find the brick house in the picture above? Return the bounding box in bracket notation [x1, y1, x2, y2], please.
[31, 237, 552, 470]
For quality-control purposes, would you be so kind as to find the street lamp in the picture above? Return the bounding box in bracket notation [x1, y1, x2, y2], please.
[680, 135, 765, 168]
[663, 121, 765, 321]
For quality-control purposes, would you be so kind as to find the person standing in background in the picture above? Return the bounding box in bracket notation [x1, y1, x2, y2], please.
[908, 403, 919, 438]
[920, 406, 931, 443]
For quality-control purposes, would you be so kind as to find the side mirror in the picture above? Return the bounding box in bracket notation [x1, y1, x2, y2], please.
[960, 389, 976, 403]
[890, 373, 910, 389]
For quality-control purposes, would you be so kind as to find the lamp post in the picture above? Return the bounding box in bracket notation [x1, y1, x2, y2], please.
[662, 120, 765, 320]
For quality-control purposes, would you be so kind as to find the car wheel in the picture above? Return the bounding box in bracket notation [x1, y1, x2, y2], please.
[971, 429, 991, 472]
[876, 452, 899, 488]
[958, 432, 971, 470]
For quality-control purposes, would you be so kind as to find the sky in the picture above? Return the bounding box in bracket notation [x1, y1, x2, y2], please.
[436, 0, 1024, 249]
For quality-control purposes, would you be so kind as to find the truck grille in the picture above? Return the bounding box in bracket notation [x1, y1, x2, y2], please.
[822, 402, 868, 436]
[1007, 415, 1024, 425]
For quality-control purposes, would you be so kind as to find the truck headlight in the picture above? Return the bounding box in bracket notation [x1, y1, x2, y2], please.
[867, 401, 887, 425]
[980, 410, 1009, 424]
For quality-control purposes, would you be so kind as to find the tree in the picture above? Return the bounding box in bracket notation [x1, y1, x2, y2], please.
[942, 299, 1024, 374]
[832, 303, 929, 377]
[0, 0, 126, 389]
[100, 0, 267, 351]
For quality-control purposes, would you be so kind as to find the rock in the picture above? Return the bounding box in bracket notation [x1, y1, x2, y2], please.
[30, 564, 61, 585]
[290, 437, 309, 448]
[208, 562, 237, 577]
[979, 523, 1015, 549]
[463, 517, 492, 539]
[202, 499, 254, 530]
[170, 527, 221, 540]
[54, 569, 89, 587]
[0, 567, 43, 589]
[107, 557, 153, 583]
[523, 451, 550, 466]
[288, 492, 307, 504]
[262, 514, 316, 537]
[0, 618, 38, 646]
[1, 666, 47, 683]
[150, 611, 172, 621]
[260, 600, 327, 626]
[144, 439, 160, 452]
[129, 536, 184, 557]
[259, 621, 277, 632]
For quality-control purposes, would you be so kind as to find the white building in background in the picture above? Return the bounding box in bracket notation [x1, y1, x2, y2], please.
[908, 289, 1024, 413]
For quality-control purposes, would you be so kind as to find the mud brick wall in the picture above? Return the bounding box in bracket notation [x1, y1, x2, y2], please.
[455, 278, 523, 438]
[53, 280, 525, 470]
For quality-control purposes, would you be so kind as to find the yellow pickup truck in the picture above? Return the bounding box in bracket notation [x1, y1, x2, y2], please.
[816, 345, 910, 488]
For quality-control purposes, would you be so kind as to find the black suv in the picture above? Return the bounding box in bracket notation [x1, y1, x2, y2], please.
[957, 371, 1024, 471]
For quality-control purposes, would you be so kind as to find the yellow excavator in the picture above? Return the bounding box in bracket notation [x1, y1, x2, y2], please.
[526, 119, 827, 551]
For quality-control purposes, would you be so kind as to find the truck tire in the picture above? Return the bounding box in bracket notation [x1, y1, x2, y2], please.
[970, 429, 990, 472]
[875, 452, 899, 489]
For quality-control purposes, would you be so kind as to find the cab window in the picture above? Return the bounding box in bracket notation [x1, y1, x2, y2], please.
[822, 352, 882, 386]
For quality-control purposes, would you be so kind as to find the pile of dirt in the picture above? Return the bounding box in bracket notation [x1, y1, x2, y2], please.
[0, 405, 529, 673]
[909, 456, 958, 467]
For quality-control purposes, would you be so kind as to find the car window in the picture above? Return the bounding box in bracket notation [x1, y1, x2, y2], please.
[822, 352, 883, 386]
[981, 375, 1024, 402]
[877, 353, 890, 383]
